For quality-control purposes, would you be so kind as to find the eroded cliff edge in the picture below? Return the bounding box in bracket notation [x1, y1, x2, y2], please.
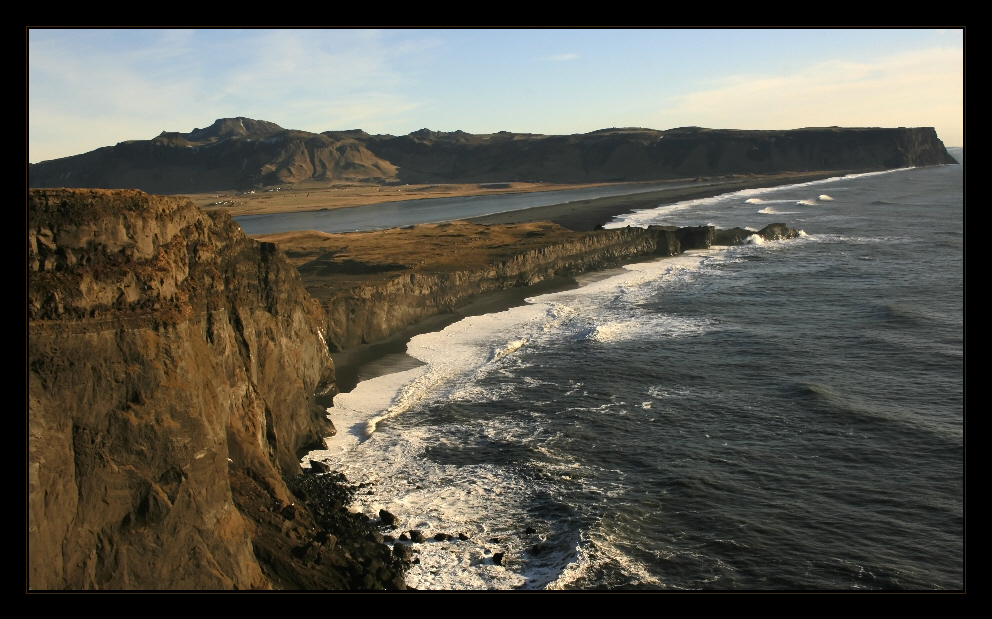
[27, 189, 401, 589]
[258, 221, 798, 356]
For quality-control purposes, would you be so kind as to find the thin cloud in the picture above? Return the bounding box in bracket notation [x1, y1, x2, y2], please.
[543, 53, 578, 61]
[648, 47, 963, 145]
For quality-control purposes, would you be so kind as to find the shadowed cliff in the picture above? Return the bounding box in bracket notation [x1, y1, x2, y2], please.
[29, 119, 957, 194]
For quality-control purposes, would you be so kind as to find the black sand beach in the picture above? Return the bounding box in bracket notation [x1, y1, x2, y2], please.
[469, 172, 844, 231]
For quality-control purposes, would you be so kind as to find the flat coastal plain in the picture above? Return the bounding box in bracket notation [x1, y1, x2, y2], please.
[189, 181, 614, 217]
[193, 171, 842, 227]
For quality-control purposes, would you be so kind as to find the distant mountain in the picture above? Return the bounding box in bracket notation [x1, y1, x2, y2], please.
[29, 118, 958, 194]
[29, 117, 397, 194]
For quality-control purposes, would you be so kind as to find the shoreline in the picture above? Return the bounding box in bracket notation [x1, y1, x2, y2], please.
[192, 180, 659, 217]
[313, 173, 845, 390]
[328, 260, 656, 396]
[468, 170, 847, 231]
[206, 171, 847, 221]
[329, 275, 583, 394]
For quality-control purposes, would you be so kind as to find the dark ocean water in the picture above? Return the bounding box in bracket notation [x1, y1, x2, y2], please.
[304, 153, 963, 590]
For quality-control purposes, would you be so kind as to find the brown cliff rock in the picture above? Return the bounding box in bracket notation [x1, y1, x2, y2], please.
[264, 220, 801, 356]
[28, 189, 335, 589]
[260, 222, 728, 353]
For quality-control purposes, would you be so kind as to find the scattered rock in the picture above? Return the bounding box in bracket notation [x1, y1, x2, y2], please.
[434, 533, 450, 542]
[399, 533, 409, 541]
[309, 460, 332, 474]
[493, 552, 505, 565]
[457, 532, 470, 541]
[410, 530, 427, 543]
[524, 527, 537, 535]
[316, 531, 337, 550]
[281, 504, 299, 520]
[294, 541, 322, 565]
[393, 544, 414, 562]
[379, 509, 397, 526]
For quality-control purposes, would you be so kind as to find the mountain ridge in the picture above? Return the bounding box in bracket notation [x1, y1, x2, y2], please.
[29, 118, 958, 194]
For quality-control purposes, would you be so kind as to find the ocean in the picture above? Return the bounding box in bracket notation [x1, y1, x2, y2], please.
[303, 151, 964, 590]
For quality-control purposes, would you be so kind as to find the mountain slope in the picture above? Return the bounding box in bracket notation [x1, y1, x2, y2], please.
[29, 119, 958, 194]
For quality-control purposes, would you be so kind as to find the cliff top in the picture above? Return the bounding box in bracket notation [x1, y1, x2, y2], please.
[255, 220, 589, 289]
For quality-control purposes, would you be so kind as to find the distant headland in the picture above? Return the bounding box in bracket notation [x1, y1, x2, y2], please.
[28, 118, 957, 195]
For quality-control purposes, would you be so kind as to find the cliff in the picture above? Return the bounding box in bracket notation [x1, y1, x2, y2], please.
[29, 119, 957, 193]
[27, 189, 405, 590]
[362, 126, 958, 184]
[260, 221, 796, 354]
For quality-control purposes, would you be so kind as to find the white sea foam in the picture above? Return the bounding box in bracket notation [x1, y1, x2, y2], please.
[545, 528, 665, 590]
[301, 241, 755, 589]
[300, 162, 959, 589]
[300, 253, 719, 588]
[818, 194, 834, 201]
[605, 167, 910, 229]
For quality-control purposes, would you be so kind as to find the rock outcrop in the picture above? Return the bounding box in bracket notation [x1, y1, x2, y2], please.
[27, 189, 363, 589]
[29, 120, 957, 193]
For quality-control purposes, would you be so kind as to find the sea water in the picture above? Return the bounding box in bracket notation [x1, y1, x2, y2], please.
[304, 151, 963, 590]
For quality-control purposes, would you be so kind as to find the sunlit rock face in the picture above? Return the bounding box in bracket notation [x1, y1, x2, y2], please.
[28, 189, 334, 590]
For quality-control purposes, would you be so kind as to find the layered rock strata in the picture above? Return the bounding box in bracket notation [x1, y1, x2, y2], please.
[27, 189, 406, 589]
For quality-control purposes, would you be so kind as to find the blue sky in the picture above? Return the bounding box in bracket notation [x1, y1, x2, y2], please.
[28, 29, 964, 163]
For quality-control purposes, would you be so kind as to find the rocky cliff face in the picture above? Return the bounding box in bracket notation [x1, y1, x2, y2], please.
[275, 222, 784, 353]
[29, 120, 957, 193]
[28, 189, 337, 589]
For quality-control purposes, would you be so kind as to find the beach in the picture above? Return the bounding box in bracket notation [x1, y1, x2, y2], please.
[467, 171, 844, 231]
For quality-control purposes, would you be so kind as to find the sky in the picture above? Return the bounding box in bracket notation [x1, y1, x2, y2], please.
[28, 29, 964, 164]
